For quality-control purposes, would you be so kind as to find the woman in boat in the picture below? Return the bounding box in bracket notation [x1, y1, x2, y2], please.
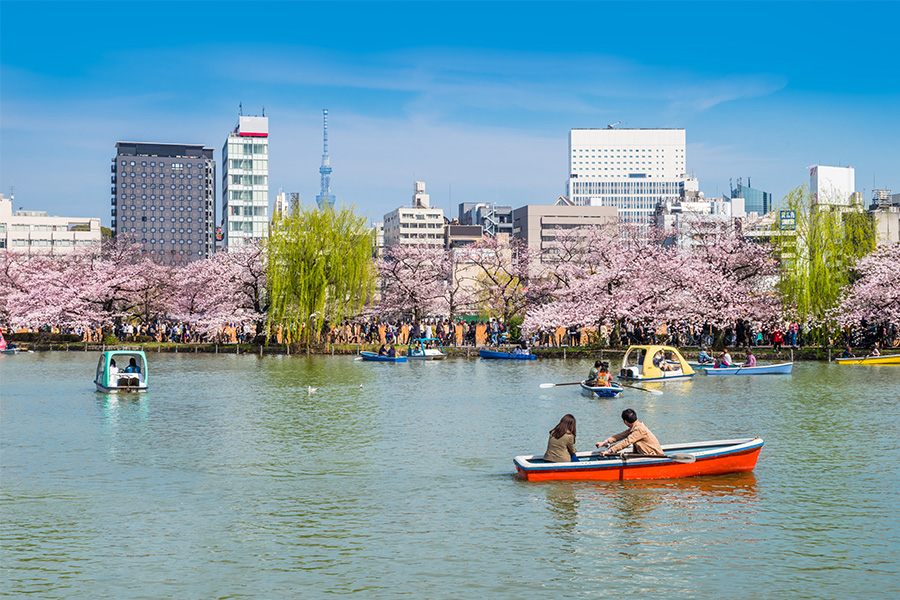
[109, 359, 119, 376]
[387, 344, 396, 358]
[743, 348, 757, 367]
[596, 362, 613, 387]
[841, 345, 855, 359]
[715, 347, 733, 368]
[871, 343, 881, 357]
[377, 344, 388, 356]
[124, 357, 141, 373]
[653, 350, 675, 371]
[596, 408, 663, 456]
[543, 414, 578, 463]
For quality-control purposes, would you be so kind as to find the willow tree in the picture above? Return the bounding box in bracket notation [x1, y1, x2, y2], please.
[266, 206, 375, 348]
[770, 185, 875, 340]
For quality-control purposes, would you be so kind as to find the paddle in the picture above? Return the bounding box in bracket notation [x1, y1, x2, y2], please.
[615, 382, 663, 395]
[619, 452, 696, 464]
[539, 381, 583, 388]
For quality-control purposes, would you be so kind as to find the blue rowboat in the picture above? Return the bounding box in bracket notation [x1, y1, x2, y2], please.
[580, 381, 624, 398]
[704, 362, 793, 375]
[479, 349, 537, 360]
[360, 351, 407, 363]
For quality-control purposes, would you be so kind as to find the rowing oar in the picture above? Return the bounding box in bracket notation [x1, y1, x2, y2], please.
[539, 381, 583, 388]
[619, 452, 696, 463]
[616, 382, 663, 395]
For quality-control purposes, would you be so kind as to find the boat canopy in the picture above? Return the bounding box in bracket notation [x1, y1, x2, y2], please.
[622, 345, 694, 379]
[95, 350, 148, 389]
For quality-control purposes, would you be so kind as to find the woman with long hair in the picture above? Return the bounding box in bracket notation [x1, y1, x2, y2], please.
[543, 414, 577, 463]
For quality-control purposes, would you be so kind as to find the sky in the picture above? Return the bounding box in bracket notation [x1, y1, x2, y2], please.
[1, 1, 898, 227]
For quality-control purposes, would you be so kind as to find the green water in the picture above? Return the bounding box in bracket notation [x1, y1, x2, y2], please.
[1, 352, 898, 598]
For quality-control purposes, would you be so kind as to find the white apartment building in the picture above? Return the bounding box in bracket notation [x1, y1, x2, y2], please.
[567, 127, 687, 226]
[810, 165, 855, 206]
[0, 194, 101, 254]
[222, 116, 269, 248]
[382, 181, 445, 248]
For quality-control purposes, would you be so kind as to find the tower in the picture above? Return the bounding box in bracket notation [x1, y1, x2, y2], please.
[315, 109, 336, 210]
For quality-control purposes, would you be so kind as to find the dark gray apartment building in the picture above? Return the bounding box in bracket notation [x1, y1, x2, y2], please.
[112, 142, 216, 265]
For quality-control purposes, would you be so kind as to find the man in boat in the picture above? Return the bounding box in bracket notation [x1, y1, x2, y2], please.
[596, 409, 663, 456]
[586, 360, 602, 385]
[841, 345, 855, 359]
[377, 344, 388, 356]
[697, 345, 713, 364]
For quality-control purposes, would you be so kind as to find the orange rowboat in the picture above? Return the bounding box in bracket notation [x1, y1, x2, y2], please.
[514, 437, 763, 482]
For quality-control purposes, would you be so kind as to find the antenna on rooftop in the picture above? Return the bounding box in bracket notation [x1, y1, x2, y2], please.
[607, 121, 621, 129]
[239, 102, 243, 116]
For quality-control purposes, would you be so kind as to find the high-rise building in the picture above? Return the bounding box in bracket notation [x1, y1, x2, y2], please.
[512, 201, 617, 260]
[382, 181, 445, 248]
[567, 127, 687, 226]
[730, 178, 772, 216]
[222, 116, 269, 248]
[112, 142, 216, 264]
[809, 165, 855, 206]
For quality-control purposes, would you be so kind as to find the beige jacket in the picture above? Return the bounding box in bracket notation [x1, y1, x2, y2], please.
[608, 421, 663, 455]
[543, 432, 576, 463]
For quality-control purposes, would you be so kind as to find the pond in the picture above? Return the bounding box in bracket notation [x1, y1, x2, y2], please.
[2, 351, 898, 599]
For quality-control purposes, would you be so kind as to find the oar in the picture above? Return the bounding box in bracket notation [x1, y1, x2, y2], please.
[619, 452, 696, 463]
[615, 382, 663, 395]
[539, 381, 583, 388]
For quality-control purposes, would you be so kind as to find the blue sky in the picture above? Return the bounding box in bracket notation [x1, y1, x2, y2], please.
[1, 1, 898, 226]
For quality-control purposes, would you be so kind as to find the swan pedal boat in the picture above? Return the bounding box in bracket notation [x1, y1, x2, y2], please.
[360, 351, 407, 363]
[479, 349, 537, 360]
[704, 362, 793, 375]
[94, 350, 148, 393]
[514, 437, 763, 482]
[834, 354, 900, 366]
[580, 381, 624, 398]
[618, 345, 695, 381]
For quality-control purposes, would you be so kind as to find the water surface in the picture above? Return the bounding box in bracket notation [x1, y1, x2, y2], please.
[2, 351, 898, 598]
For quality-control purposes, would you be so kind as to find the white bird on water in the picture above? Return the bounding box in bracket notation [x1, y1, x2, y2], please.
[308, 386, 319, 394]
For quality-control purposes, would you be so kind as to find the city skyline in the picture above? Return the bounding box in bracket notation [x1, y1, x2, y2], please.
[1, 1, 898, 227]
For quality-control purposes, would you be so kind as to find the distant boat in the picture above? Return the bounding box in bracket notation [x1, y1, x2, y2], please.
[704, 362, 793, 375]
[94, 350, 148, 392]
[618, 345, 695, 381]
[834, 354, 900, 366]
[360, 351, 407, 363]
[406, 338, 446, 360]
[479, 349, 537, 360]
[580, 381, 624, 398]
[514, 437, 764, 482]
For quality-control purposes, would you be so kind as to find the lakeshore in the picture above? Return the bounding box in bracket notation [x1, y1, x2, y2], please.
[6, 336, 866, 362]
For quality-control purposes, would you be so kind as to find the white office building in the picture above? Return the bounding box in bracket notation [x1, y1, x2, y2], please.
[1, 194, 101, 255]
[567, 127, 687, 226]
[809, 165, 855, 206]
[222, 116, 269, 248]
[382, 181, 445, 248]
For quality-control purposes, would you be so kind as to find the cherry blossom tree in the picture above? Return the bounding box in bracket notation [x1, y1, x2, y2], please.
[375, 244, 448, 322]
[837, 244, 900, 326]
